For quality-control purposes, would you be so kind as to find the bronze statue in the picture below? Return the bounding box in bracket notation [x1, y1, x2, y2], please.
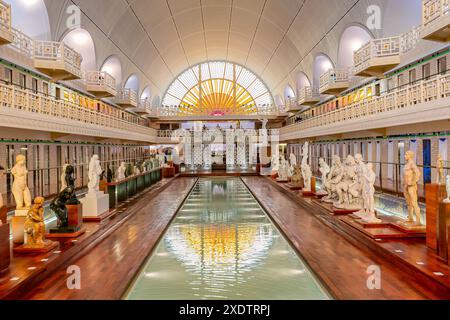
[23, 197, 46, 248]
[50, 187, 74, 232]
[64, 165, 80, 205]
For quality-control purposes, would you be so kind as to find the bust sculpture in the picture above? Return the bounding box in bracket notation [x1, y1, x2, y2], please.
[318, 158, 330, 193]
[11, 154, 32, 210]
[117, 162, 126, 181]
[403, 150, 422, 225]
[444, 175, 450, 204]
[322, 155, 343, 203]
[23, 197, 46, 248]
[88, 155, 103, 193]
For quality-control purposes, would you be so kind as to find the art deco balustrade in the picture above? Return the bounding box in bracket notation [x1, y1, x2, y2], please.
[319, 68, 350, 96]
[421, 0, 450, 42]
[286, 97, 302, 112]
[33, 40, 83, 80]
[114, 88, 138, 108]
[0, 82, 156, 139]
[85, 71, 117, 98]
[0, 1, 13, 45]
[281, 73, 450, 138]
[9, 27, 33, 57]
[155, 104, 285, 118]
[298, 86, 321, 106]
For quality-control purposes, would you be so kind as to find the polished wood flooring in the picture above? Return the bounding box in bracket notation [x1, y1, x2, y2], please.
[7, 176, 450, 300]
[243, 177, 450, 299]
[5, 177, 197, 300]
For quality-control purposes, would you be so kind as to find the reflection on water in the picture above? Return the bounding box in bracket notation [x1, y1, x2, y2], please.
[125, 178, 330, 300]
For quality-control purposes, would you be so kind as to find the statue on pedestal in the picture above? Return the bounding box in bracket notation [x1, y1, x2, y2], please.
[49, 187, 74, 232]
[318, 158, 330, 194]
[23, 197, 46, 248]
[63, 165, 80, 205]
[301, 142, 312, 192]
[107, 164, 114, 183]
[322, 155, 343, 203]
[277, 156, 289, 181]
[289, 153, 297, 174]
[271, 154, 280, 176]
[88, 155, 103, 194]
[11, 155, 32, 210]
[437, 154, 445, 185]
[290, 165, 303, 188]
[60, 164, 69, 192]
[117, 162, 126, 181]
[134, 165, 141, 175]
[334, 155, 362, 210]
[444, 175, 450, 204]
[359, 163, 381, 223]
[402, 150, 422, 226]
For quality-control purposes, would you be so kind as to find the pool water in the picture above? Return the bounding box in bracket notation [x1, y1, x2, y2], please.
[125, 178, 330, 300]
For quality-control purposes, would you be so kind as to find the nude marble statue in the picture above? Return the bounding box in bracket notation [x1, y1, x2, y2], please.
[88, 155, 103, 193]
[334, 155, 362, 210]
[11, 154, 32, 210]
[359, 163, 381, 223]
[318, 158, 330, 194]
[277, 155, 289, 181]
[402, 150, 422, 226]
[117, 162, 126, 181]
[322, 155, 343, 203]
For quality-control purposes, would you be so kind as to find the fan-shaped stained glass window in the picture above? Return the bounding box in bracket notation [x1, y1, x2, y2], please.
[162, 61, 274, 116]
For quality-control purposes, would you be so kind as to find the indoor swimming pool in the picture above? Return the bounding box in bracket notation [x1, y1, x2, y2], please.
[124, 178, 330, 300]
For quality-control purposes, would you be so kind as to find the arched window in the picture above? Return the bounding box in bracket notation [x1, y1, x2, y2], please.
[141, 86, 151, 100]
[284, 85, 295, 100]
[338, 25, 373, 68]
[162, 61, 273, 116]
[124, 73, 140, 92]
[313, 54, 334, 88]
[101, 55, 123, 88]
[6, 0, 51, 40]
[296, 72, 311, 92]
[62, 28, 96, 71]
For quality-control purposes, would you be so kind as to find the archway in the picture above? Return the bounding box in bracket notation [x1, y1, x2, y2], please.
[141, 85, 152, 100]
[101, 55, 123, 88]
[284, 85, 295, 100]
[296, 72, 311, 92]
[124, 73, 140, 93]
[313, 54, 334, 88]
[5, 0, 51, 40]
[338, 25, 373, 68]
[62, 28, 96, 71]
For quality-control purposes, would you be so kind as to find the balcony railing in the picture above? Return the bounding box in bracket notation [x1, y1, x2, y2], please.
[156, 104, 285, 117]
[281, 72, 450, 138]
[319, 68, 350, 95]
[33, 40, 83, 79]
[298, 86, 321, 105]
[114, 88, 138, 108]
[422, 0, 450, 41]
[9, 27, 33, 57]
[0, 82, 156, 138]
[0, 1, 12, 45]
[84, 71, 117, 97]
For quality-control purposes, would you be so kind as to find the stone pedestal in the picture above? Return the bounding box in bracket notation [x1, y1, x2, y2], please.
[425, 183, 447, 250]
[81, 191, 109, 221]
[438, 202, 450, 262]
[0, 222, 10, 273]
[14, 209, 28, 217]
[11, 216, 26, 244]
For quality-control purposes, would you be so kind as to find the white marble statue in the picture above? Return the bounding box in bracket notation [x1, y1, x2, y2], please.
[11, 154, 32, 210]
[289, 153, 297, 170]
[402, 150, 422, 226]
[117, 162, 126, 181]
[318, 158, 330, 194]
[444, 175, 450, 204]
[88, 155, 103, 193]
[322, 155, 343, 203]
[277, 155, 290, 181]
[437, 154, 445, 185]
[271, 154, 280, 176]
[301, 142, 312, 192]
[358, 163, 381, 223]
[134, 166, 141, 176]
[334, 155, 363, 210]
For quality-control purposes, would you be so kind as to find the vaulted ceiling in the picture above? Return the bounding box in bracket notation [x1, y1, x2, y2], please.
[44, 0, 421, 99]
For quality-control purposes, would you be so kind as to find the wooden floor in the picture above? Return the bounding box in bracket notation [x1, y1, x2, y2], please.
[242, 177, 450, 300]
[8, 176, 450, 300]
[12, 177, 197, 300]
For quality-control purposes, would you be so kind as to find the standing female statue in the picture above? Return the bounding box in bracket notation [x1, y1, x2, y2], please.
[11, 154, 32, 210]
[88, 155, 103, 193]
[403, 151, 422, 226]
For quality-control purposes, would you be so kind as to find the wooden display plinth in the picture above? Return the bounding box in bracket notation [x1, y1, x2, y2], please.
[83, 209, 114, 222]
[426, 183, 447, 250]
[11, 216, 25, 244]
[288, 184, 303, 190]
[390, 220, 426, 236]
[438, 202, 450, 261]
[276, 179, 289, 183]
[0, 206, 7, 224]
[14, 240, 58, 254]
[301, 190, 317, 197]
[47, 226, 86, 239]
[312, 199, 357, 215]
[163, 167, 175, 178]
[0, 223, 10, 273]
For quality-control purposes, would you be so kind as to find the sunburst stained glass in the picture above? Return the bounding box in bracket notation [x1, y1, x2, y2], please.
[162, 61, 274, 116]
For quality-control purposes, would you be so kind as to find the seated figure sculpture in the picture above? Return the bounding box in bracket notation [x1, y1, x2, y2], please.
[50, 187, 74, 232]
[64, 165, 80, 205]
[322, 155, 344, 203]
[11, 154, 32, 210]
[23, 197, 47, 248]
[334, 155, 363, 210]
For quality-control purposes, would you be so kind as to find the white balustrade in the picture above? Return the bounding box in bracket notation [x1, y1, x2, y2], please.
[9, 28, 33, 56]
[423, 0, 449, 27]
[85, 71, 116, 92]
[353, 37, 401, 74]
[319, 68, 349, 94]
[281, 73, 450, 137]
[298, 86, 320, 105]
[0, 1, 11, 36]
[115, 88, 138, 107]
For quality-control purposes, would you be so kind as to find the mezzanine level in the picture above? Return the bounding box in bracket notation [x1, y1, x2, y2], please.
[114, 88, 138, 108]
[85, 71, 117, 98]
[0, 82, 158, 143]
[281, 72, 450, 141]
[298, 87, 321, 106]
[319, 68, 350, 96]
[0, 1, 13, 45]
[421, 0, 450, 42]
